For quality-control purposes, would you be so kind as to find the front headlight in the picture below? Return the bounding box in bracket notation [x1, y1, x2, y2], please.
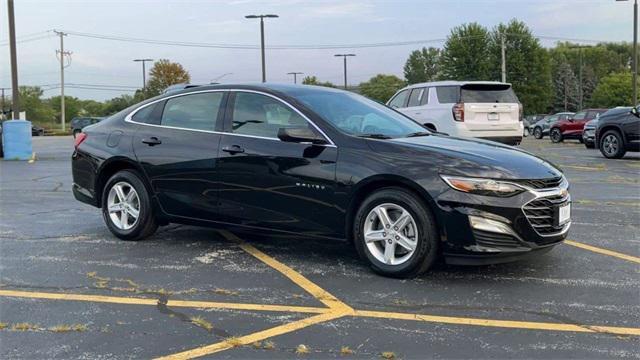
[440, 175, 525, 197]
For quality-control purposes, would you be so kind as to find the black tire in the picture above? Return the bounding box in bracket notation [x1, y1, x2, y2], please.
[533, 127, 543, 139]
[101, 170, 158, 241]
[599, 130, 626, 159]
[550, 128, 563, 143]
[353, 187, 439, 278]
[584, 142, 595, 149]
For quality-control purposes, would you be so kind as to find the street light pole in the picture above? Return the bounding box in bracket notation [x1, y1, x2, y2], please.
[245, 14, 279, 82]
[287, 72, 303, 84]
[133, 59, 153, 94]
[334, 54, 356, 89]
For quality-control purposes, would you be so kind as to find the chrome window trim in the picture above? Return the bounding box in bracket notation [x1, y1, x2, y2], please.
[124, 88, 336, 147]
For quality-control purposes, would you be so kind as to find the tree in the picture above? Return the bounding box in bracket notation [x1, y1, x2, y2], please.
[589, 72, 633, 108]
[488, 20, 552, 114]
[403, 47, 440, 84]
[301, 76, 337, 88]
[102, 94, 136, 115]
[553, 59, 580, 112]
[439, 23, 491, 80]
[359, 74, 406, 103]
[146, 59, 191, 96]
[19, 86, 55, 123]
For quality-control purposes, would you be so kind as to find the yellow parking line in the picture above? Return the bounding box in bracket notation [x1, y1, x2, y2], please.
[155, 310, 347, 360]
[565, 240, 640, 264]
[354, 310, 640, 336]
[0, 289, 327, 314]
[219, 230, 353, 312]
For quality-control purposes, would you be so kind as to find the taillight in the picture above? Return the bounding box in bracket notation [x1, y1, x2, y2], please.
[74, 133, 87, 149]
[452, 103, 464, 122]
[518, 104, 523, 122]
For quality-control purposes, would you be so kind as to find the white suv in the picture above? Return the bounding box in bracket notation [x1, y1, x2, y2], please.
[387, 81, 524, 145]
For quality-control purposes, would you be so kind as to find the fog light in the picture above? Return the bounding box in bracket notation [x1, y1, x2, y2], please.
[469, 215, 517, 236]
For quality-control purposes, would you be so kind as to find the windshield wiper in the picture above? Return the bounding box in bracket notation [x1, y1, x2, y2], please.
[406, 131, 432, 138]
[358, 133, 392, 139]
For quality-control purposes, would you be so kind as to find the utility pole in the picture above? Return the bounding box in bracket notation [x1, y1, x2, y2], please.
[618, 0, 638, 105]
[287, 72, 303, 84]
[578, 48, 583, 109]
[245, 14, 279, 82]
[54, 30, 71, 131]
[133, 59, 153, 95]
[501, 33, 506, 83]
[334, 54, 356, 89]
[8, 0, 19, 119]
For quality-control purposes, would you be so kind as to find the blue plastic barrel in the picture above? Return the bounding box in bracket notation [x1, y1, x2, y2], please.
[2, 120, 33, 160]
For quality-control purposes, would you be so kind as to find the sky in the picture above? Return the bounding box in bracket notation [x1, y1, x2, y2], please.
[0, 0, 633, 101]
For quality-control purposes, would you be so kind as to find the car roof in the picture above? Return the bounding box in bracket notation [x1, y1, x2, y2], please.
[164, 82, 347, 97]
[403, 80, 511, 89]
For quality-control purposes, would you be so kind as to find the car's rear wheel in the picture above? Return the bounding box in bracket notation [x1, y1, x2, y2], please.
[600, 130, 626, 159]
[550, 128, 563, 143]
[102, 170, 158, 241]
[353, 188, 438, 278]
[533, 127, 543, 139]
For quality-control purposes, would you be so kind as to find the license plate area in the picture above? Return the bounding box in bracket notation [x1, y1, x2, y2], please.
[488, 112, 500, 121]
[556, 203, 571, 226]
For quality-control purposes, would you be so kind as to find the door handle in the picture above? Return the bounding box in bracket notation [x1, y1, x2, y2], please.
[222, 145, 245, 154]
[142, 137, 162, 146]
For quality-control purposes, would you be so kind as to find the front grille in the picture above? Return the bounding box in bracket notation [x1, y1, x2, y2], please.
[523, 194, 569, 236]
[515, 177, 563, 190]
[473, 229, 522, 248]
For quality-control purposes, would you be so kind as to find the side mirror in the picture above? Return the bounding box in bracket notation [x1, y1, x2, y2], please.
[277, 127, 328, 145]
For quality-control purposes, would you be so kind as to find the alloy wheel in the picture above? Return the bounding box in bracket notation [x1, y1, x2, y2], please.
[363, 203, 418, 266]
[602, 134, 618, 156]
[107, 181, 140, 230]
[534, 128, 542, 139]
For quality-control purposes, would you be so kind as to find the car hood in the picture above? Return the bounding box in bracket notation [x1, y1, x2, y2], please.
[385, 135, 563, 180]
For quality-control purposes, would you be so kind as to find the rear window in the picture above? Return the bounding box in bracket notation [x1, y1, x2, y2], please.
[436, 86, 460, 104]
[460, 84, 518, 103]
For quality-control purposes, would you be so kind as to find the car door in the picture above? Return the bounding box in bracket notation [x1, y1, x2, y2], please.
[132, 90, 227, 220]
[567, 111, 587, 135]
[216, 90, 340, 238]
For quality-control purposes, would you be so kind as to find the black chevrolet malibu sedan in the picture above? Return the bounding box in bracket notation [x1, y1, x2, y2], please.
[72, 84, 571, 278]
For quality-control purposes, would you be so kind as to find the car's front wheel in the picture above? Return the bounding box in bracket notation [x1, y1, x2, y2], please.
[353, 188, 438, 278]
[533, 127, 543, 139]
[102, 170, 158, 241]
[550, 128, 563, 143]
[600, 130, 626, 159]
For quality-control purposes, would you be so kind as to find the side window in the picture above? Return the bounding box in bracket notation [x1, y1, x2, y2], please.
[436, 86, 460, 104]
[407, 88, 425, 107]
[231, 92, 312, 138]
[161, 92, 224, 131]
[132, 102, 162, 124]
[573, 111, 587, 120]
[388, 90, 409, 108]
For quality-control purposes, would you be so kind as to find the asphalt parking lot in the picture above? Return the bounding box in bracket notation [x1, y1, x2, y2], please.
[0, 136, 639, 359]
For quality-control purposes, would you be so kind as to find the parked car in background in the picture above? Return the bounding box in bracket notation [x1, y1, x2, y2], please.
[582, 118, 599, 148]
[549, 109, 607, 143]
[32, 125, 45, 136]
[532, 112, 573, 139]
[387, 81, 523, 145]
[523, 114, 548, 137]
[596, 106, 639, 158]
[71, 117, 104, 138]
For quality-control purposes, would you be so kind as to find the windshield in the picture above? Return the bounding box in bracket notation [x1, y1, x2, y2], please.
[461, 84, 518, 103]
[294, 91, 427, 138]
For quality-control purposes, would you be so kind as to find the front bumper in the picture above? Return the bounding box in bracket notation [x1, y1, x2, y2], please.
[582, 129, 595, 144]
[435, 178, 570, 265]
